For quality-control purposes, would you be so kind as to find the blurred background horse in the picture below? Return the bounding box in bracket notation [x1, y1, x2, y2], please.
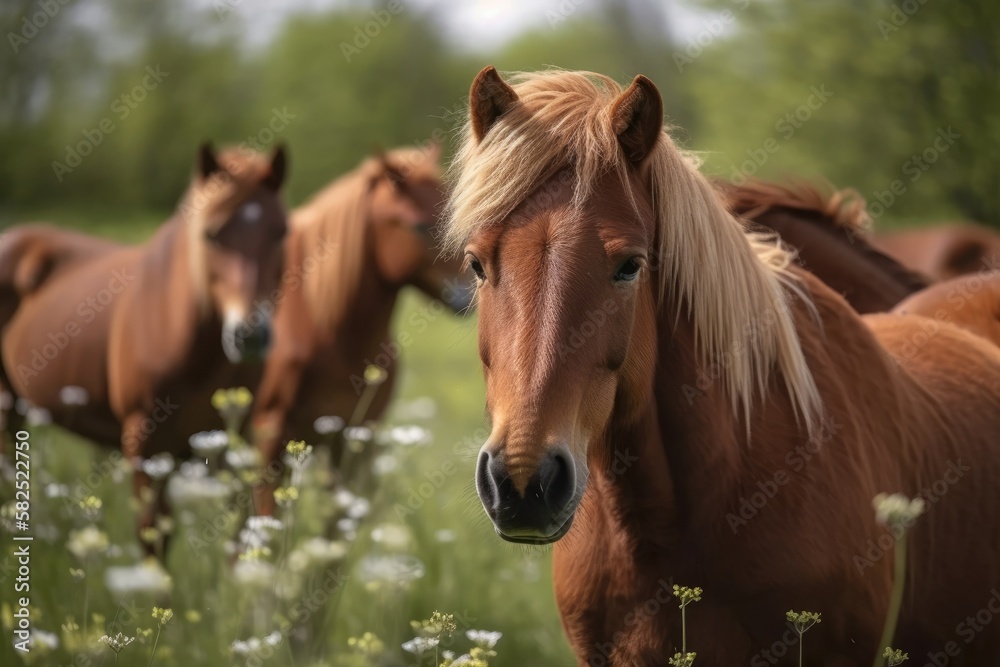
[873, 222, 1000, 281]
[1, 144, 287, 529]
[249, 145, 473, 513]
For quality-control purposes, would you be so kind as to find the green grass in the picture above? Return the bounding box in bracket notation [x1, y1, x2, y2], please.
[0, 213, 575, 667]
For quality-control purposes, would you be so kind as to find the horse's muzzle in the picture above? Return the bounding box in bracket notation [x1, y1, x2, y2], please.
[475, 446, 577, 545]
[222, 317, 271, 363]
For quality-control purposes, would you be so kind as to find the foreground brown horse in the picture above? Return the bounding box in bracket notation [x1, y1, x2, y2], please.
[719, 180, 929, 313]
[893, 270, 1000, 348]
[449, 67, 1000, 665]
[2, 144, 287, 521]
[0, 226, 121, 442]
[250, 145, 471, 513]
[874, 222, 1000, 281]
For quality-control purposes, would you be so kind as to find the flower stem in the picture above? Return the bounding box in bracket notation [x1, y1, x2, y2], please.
[147, 626, 162, 667]
[873, 534, 908, 667]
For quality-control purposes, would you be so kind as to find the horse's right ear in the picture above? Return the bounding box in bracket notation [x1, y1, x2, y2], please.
[197, 142, 220, 180]
[262, 143, 287, 191]
[469, 66, 519, 142]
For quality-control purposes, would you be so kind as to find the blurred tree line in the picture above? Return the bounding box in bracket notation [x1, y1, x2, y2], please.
[0, 0, 996, 227]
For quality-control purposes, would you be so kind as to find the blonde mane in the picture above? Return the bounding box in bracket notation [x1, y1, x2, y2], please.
[296, 146, 442, 331]
[717, 179, 872, 234]
[445, 69, 821, 429]
[179, 147, 276, 310]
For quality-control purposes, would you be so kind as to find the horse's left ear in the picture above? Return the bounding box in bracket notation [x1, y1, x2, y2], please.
[263, 143, 287, 191]
[610, 75, 663, 165]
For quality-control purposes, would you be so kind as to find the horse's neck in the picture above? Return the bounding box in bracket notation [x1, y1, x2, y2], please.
[599, 272, 908, 541]
[126, 216, 214, 368]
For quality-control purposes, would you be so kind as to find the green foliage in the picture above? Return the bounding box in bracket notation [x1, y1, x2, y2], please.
[3, 0, 992, 232]
[682, 0, 1000, 227]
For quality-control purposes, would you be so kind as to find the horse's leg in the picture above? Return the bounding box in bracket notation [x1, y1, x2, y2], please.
[121, 411, 158, 557]
[249, 359, 305, 517]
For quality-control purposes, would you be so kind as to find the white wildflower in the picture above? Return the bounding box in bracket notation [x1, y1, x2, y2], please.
[388, 425, 431, 446]
[59, 385, 89, 406]
[233, 559, 275, 589]
[402, 636, 439, 655]
[189, 430, 229, 457]
[372, 453, 399, 475]
[67, 525, 109, 560]
[104, 560, 172, 597]
[873, 493, 926, 529]
[466, 629, 503, 648]
[141, 453, 175, 480]
[370, 524, 412, 550]
[313, 415, 345, 435]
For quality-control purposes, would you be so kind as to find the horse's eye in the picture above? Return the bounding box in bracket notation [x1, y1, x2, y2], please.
[468, 256, 486, 281]
[613, 257, 642, 282]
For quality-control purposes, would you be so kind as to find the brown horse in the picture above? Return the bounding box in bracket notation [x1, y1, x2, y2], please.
[0, 226, 121, 442]
[448, 67, 1000, 665]
[892, 270, 1000, 348]
[718, 180, 929, 313]
[1, 144, 287, 523]
[249, 144, 472, 513]
[873, 222, 1000, 281]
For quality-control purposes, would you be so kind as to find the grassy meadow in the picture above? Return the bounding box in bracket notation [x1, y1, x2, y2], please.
[0, 214, 575, 667]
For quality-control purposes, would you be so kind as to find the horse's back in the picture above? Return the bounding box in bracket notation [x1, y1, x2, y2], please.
[874, 223, 1000, 280]
[892, 271, 1000, 348]
[1, 246, 140, 443]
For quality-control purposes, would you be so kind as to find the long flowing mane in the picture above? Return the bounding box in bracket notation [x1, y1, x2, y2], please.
[717, 178, 869, 232]
[295, 147, 441, 330]
[179, 148, 277, 310]
[718, 179, 931, 295]
[445, 69, 821, 428]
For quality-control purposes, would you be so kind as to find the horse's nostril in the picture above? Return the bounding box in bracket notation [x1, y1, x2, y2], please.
[540, 448, 574, 511]
[476, 450, 499, 511]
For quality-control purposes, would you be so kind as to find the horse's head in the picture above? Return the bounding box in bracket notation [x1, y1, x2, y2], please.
[369, 146, 474, 313]
[449, 68, 668, 544]
[187, 142, 289, 363]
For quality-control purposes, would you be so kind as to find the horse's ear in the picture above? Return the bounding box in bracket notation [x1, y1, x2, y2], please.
[469, 66, 519, 142]
[14, 246, 55, 296]
[377, 152, 407, 187]
[197, 142, 220, 180]
[263, 143, 287, 191]
[610, 75, 663, 165]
